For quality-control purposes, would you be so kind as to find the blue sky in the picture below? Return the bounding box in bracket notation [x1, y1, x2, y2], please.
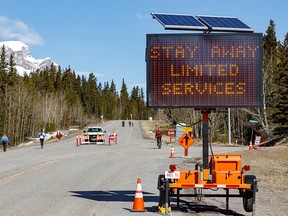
[0, 0, 287, 93]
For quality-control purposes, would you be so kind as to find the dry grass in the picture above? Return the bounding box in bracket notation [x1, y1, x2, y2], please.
[239, 147, 288, 191]
[141, 120, 288, 192]
[140, 120, 288, 214]
[140, 120, 173, 142]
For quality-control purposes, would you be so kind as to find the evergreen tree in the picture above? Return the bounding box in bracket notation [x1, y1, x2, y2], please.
[261, 19, 279, 137]
[120, 79, 130, 119]
[130, 86, 140, 119]
[139, 87, 148, 120]
[0, 45, 8, 133]
[263, 20, 278, 107]
[271, 33, 288, 134]
[109, 80, 119, 119]
[0, 45, 8, 92]
[86, 73, 100, 117]
[54, 66, 62, 91]
[7, 53, 18, 86]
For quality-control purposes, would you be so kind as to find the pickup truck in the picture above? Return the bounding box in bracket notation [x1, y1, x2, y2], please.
[82, 126, 106, 144]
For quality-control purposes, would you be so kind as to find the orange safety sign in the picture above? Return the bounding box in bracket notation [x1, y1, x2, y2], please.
[56, 131, 62, 140]
[178, 133, 194, 149]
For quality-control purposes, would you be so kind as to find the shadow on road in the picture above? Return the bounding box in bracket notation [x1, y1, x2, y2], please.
[70, 191, 245, 215]
[171, 199, 246, 216]
[70, 190, 158, 202]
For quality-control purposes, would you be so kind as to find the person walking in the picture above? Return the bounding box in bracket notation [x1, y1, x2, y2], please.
[38, 129, 45, 149]
[1, 133, 9, 152]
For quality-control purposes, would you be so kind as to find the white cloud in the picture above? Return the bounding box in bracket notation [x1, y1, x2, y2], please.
[0, 16, 44, 45]
[136, 12, 150, 20]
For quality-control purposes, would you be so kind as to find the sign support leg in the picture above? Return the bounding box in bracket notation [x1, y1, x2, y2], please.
[202, 109, 210, 181]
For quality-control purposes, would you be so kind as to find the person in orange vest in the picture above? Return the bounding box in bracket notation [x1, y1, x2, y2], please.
[155, 127, 162, 149]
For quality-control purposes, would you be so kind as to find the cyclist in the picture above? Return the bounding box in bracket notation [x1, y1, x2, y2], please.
[155, 127, 162, 149]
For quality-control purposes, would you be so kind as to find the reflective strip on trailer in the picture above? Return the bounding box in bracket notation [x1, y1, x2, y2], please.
[171, 183, 251, 189]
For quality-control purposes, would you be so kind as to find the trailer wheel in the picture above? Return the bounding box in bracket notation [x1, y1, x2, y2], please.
[243, 190, 253, 212]
[157, 174, 171, 213]
[243, 175, 256, 212]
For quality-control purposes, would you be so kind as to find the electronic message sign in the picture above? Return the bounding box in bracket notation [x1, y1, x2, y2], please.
[146, 33, 263, 108]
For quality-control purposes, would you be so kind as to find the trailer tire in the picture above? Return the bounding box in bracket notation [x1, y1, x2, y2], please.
[157, 174, 171, 213]
[243, 175, 256, 212]
[243, 190, 253, 212]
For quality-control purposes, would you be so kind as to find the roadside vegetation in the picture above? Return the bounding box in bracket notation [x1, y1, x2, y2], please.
[0, 19, 287, 149]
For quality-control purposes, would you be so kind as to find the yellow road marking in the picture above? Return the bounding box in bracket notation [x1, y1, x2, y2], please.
[0, 152, 103, 184]
[0, 160, 56, 184]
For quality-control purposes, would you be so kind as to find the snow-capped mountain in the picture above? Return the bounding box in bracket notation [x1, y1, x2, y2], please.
[0, 41, 57, 76]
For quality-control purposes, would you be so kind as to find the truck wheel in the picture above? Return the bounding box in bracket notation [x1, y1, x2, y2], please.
[243, 175, 256, 212]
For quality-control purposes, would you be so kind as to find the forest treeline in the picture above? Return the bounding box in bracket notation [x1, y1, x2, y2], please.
[0, 19, 287, 146]
[0, 47, 150, 146]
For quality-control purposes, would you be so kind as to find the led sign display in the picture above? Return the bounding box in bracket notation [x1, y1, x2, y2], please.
[146, 33, 263, 108]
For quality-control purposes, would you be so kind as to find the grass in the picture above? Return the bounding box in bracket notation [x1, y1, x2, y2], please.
[238, 147, 288, 191]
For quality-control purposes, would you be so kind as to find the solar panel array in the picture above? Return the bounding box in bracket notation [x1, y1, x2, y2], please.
[151, 13, 208, 30]
[151, 13, 253, 32]
[197, 15, 253, 32]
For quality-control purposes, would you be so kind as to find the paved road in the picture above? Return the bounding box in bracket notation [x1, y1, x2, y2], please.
[0, 120, 249, 216]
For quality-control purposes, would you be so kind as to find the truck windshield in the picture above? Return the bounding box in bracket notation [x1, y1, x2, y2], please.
[87, 128, 102, 132]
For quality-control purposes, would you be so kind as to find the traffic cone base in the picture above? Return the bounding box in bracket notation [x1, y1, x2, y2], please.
[130, 178, 146, 212]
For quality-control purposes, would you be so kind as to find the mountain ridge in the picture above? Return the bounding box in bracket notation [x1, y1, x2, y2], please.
[0, 41, 57, 76]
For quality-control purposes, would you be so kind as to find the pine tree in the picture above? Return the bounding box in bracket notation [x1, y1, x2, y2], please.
[0, 45, 8, 92]
[261, 19, 278, 137]
[0, 45, 8, 133]
[54, 66, 62, 91]
[120, 79, 130, 119]
[7, 53, 18, 86]
[139, 87, 148, 120]
[86, 73, 100, 117]
[130, 86, 140, 119]
[271, 33, 288, 134]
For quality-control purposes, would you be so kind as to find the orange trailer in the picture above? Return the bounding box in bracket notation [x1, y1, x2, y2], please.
[158, 109, 258, 214]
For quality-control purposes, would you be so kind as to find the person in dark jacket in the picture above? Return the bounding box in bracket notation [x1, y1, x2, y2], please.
[1, 133, 9, 152]
[38, 129, 45, 149]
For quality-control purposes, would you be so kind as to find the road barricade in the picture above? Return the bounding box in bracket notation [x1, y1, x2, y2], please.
[76, 134, 79, 146]
[108, 133, 118, 145]
[75, 134, 83, 146]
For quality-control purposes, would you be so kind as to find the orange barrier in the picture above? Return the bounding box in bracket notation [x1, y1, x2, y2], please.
[130, 178, 146, 212]
[108, 133, 117, 145]
[76, 134, 79, 146]
[170, 146, 175, 158]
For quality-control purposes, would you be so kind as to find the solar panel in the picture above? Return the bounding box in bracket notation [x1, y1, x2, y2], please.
[197, 15, 253, 32]
[151, 13, 208, 31]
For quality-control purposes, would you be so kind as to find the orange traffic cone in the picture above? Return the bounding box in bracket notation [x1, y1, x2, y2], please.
[170, 146, 175, 158]
[130, 178, 146, 212]
[249, 141, 253, 151]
